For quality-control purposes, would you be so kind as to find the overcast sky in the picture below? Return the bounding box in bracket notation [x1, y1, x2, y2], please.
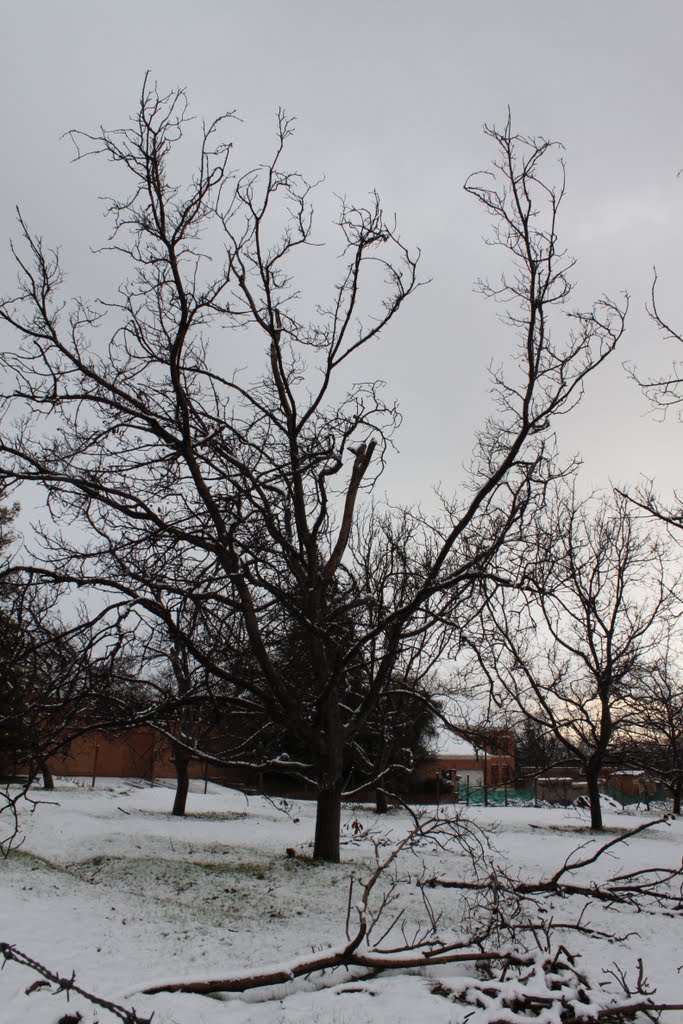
[2, 1, 683, 516]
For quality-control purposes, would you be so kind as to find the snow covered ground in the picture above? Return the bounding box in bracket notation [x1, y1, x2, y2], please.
[2, 779, 682, 1023]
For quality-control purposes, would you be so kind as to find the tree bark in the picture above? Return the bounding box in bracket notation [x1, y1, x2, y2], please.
[585, 764, 603, 830]
[40, 761, 54, 791]
[313, 783, 342, 862]
[375, 788, 388, 814]
[672, 780, 682, 816]
[172, 741, 190, 817]
[312, 687, 344, 861]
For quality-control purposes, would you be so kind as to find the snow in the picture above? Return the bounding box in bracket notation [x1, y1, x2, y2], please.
[2, 778, 683, 1023]
[430, 731, 478, 757]
[537, 776, 576, 781]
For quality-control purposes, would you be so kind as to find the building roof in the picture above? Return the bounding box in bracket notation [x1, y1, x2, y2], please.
[430, 730, 477, 758]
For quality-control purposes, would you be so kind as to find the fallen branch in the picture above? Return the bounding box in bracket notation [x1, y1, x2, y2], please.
[427, 816, 683, 909]
[142, 946, 534, 996]
[548, 818, 672, 885]
[597, 1004, 683, 1020]
[430, 945, 682, 1022]
[138, 813, 655, 1003]
[141, 814, 529, 997]
[143, 943, 683, 1022]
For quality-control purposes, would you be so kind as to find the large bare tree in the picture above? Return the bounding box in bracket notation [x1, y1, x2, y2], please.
[0, 85, 625, 859]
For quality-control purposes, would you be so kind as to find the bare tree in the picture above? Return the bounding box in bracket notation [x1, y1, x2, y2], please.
[0, 577, 145, 855]
[627, 270, 683, 530]
[0, 87, 625, 860]
[623, 635, 683, 813]
[470, 488, 673, 829]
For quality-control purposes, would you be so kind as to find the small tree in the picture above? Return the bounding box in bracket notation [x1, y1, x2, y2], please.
[0, 88, 625, 859]
[623, 641, 683, 813]
[471, 488, 673, 829]
[0, 499, 28, 778]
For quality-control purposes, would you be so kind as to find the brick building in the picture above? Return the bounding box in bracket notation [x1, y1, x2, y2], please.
[411, 729, 515, 792]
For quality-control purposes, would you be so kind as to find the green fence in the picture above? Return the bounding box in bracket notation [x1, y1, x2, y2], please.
[457, 782, 535, 805]
[604, 783, 665, 807]
[456, 781, 667, 808]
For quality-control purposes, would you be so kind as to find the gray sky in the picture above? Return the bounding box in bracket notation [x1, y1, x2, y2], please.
[2, 1, 683, 515]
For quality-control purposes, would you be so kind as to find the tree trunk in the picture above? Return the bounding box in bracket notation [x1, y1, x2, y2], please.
[375, 788, 388, 814]
[172, 742, 190, 817]
[313, 783, 342, 862]
[672, 780, 682, 816]
[40, 761, 54, 790]
[312, 687, 344, 862]
[585, 765, 603, 830]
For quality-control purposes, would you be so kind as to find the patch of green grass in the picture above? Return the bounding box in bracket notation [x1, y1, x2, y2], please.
[133, 808, 246, 821]
[188, 810, 247, 821]
[6, 849, 63, 873]
[195, 860, 269, 880]
[286, 855, 332, 868]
